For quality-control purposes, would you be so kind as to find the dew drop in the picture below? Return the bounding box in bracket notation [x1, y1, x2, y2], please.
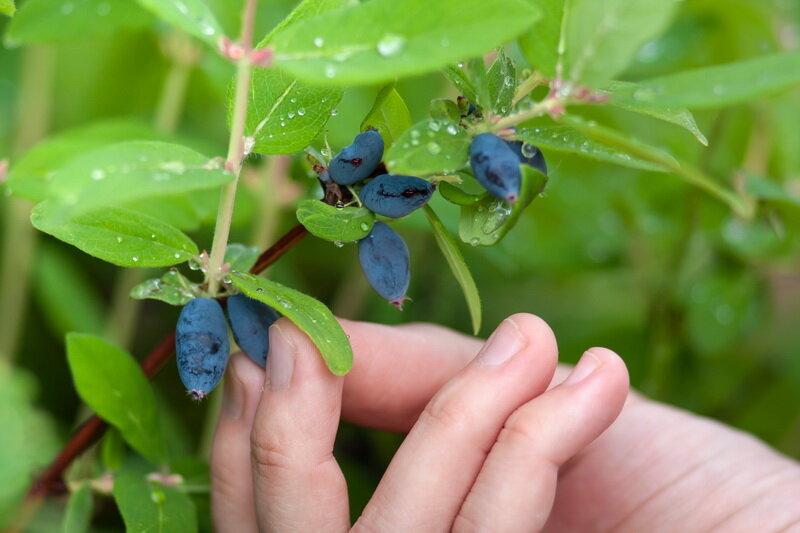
[503, 75, 514, 87]
[446, 124, 459, 135]
[330, 108, 339, 116]
[521, 144, 538, 158]
[256, 287, 264, 292]
[91, 168, 106, 180]
[313, 36, 324, 48]
[61, 2, 74, 14]
[428, 121, 442, 132]
[297, 108, 306, 116]
[132, 256, 140, 262]
[426, 142, 441, 155]
[325, 64, 337, 78]
[174, 253, 181, 258]
[376, 33, 406, 57]
[333, 240, 344, 248]
[360, 222, 370, 231]
[469, 237, 480, 246]
[116, 236, 123, 243]
[199, 21, 215, 36]
[290, 97, 297, 104]
[287, 110, 296, 119]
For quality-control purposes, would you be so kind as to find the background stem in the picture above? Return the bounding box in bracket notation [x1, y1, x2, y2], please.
[0, 45, 56, 363]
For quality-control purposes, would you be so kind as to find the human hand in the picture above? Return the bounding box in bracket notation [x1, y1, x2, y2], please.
[210, 314, 630, 531]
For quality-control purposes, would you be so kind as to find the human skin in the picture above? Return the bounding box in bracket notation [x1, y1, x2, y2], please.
[210, 314, 800, 532]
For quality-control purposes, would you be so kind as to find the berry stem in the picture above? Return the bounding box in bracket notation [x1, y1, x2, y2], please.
[206, 0, 259, 296]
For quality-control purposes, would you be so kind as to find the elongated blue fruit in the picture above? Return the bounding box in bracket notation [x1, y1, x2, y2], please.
[329, 129, 384, 185]
[507, 140, 548, 176]
[359, 174, 435, 218]
[358, 222, 410, 309]
[469, 133, 521, 203]
[227, 293, 279, 368]
[176, 297, 230, 400]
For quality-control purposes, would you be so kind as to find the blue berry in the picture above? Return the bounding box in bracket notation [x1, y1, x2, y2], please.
[227, 294, 279, 368]
[469, 133, 521, 203]
[329, 129, 384, 185]
[358, 222, 410, 309]
[175, 297, 230, 400]
[359, 174, 435, 219]
[507, 140, 548, 175]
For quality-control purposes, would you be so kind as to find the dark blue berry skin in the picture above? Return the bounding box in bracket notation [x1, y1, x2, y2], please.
[358, 222, 410, 308]
[175, 297, 230, 400]
[227, 294, 279, 368]
[329, 129, 384, 185]
[469, 133, 522, 203]
[359, 174, 435, 219]
[507, 140, 548, 176]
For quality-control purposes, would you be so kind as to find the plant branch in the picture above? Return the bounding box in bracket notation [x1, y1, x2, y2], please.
[206, 0, 259, 296]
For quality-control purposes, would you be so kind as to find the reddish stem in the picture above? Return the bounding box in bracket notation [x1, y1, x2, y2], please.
[27, 223, 308, 498]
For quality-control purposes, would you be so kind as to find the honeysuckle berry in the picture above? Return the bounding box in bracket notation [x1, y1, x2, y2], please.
[329, 129, 385, 185]
[359, 174, 435, 218]
[227, 293, 279, 368]
[175, 297, 230, 400]
[358, 222, 410, 309]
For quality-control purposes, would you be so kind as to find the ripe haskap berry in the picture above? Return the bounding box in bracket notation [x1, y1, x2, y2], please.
[358, 222, 410, 309]
[506, 140, 548, 176]
[176, 297, 230, 400]
[359, 174, 435, 218]
[329, 129, 384, 185]
[469, 133, 521, 203]
[227, 294, 279, 368]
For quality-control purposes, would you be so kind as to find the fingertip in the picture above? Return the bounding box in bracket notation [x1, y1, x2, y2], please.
[504, 312, 558, 364]
[584, 347, 630, 391]
[221, 352, 264, 421]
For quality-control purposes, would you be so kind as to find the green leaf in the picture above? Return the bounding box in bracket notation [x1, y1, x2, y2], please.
[44, 141, 230, 221]
[130, 270, 199, 306]
[487, 49, 516, 115]
[429, 99, 460, 122]
[563, 0, 680, 88]
[242, 67, 342, 155]
[515, 125, 668, 172]
[518, 0, 564, 78]
[66, 334, 166, 465]
[259, 0, 358, 47]
[0, 0, 15, 17]
[467, 57, 492, 112]
[423, 206, 482, 335]
[562, 115, 752, 217]
[224, 243, 262, 272]
[744, 174, 800, 208]
[100, 428, 125, 472]
[135, 0, 223, 47]
[360, 84, 412, 147]
[438, 181, 483, 206]
[5, 0, 150, 44]
[114, 471, 197, 533]
[601, 81, 708, 145]
[230, 273, 353, 375]
[270, 0, 541, 85]
[443, 65, 479, 105]
[62, 483, 93, 533]
[34, 244, 105, 337]
[458, 165, 547, 246]
[32, 203, 199, 268]
[4, 120, 168, 203]
[385, 119, 469, 176]
[296, 200, 375, 243]
[612, 52, 800, 109]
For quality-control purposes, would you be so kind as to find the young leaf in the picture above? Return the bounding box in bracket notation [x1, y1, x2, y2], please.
[135, 0, 222, 47]
[62, 482, 93, 533]
[270, 0, 540, 85]
[0, 0, 15, 17]
[514, 126, 667, 171]
[385, 119, 469, 176]
[241, 68, 342, 155]
[611, 52, 800, 109]
[601, 81, 708, 145]
[114, 471, 197, 533]
[130, 270, 199, 306]
[224, 243, 262, 272]
[443, 65, 479, 105]
[487, 49, 516, 115]
[429, 99, 460, 122]
[5, 0, 150, 45]
[32, 203, 199, 268]
[258, 0, 358, 47]
[438, 182, 483, 206]
[518, 0, 564, 79]
[467, 57, 492, 112]
[296, 200, 375, 243]
[458, 166, 547, 246]
[34, 244, 105, 337]
[562, 115, 751, 217]
[100, 428, 125, 472]
[44, 141, 232, 220]
[744, 174, 800, 208]
[563, 0, 680, 88]
[230, 273, 353, 375]
[423, 206, 482, 335]
[66, 334, 166, 465]
[360, 84, 412, 147]
[4, 120, 167, 203]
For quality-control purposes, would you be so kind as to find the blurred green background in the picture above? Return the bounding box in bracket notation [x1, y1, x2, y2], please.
[1, 0, 799, 529]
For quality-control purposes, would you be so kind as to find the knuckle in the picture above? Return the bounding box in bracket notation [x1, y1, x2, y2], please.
[249, 430, 294, 474]
[421, 390, 466, 431]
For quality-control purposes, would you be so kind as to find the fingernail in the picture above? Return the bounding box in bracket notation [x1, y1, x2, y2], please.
[563, 350, 602, 385]
[222, 355, 246, 420]
[476, 318, 527, 367]
[268, 324, 295, 390]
